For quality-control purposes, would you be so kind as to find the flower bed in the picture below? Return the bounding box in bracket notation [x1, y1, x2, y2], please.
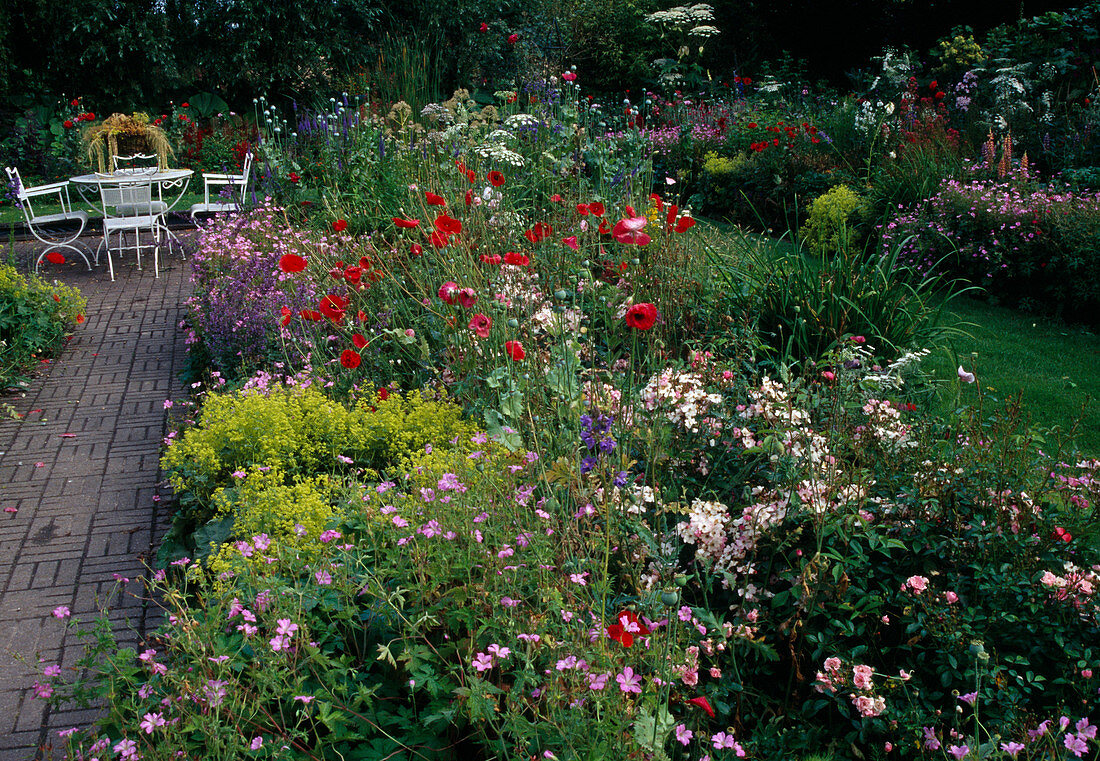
[41, 75, 1098, 761]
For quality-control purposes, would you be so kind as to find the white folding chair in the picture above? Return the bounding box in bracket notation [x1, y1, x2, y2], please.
[5, 167, 93, 272]
[97, 179, 162, 281]
[190, 152, 253, 218]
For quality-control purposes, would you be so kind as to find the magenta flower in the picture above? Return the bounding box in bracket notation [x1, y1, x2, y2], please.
[675, 724, 693, 745]
[587, 672, 609, 690]
[947, 745, 970, 760]
[472, 652, 494, 672]
[616, 666, 642, 694]
[140, 711, 166, 734]
[1000, 741, 1024, 758]
[52, 606, 71, 619]
[1064, 734, 1089, 758]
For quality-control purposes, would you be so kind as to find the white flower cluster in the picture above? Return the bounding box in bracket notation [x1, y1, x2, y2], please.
[529, 304, 582, 335]
[856, 399, 916, 451]
[861, 348, 930, 391]
[645, 3, 718, 35]
[503, 113, 541, 130]
[484, 129, 513, 144]
[640, 370, 723, 433]
[472, 142, 525, 167]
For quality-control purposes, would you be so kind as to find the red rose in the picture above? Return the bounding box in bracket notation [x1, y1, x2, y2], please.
[624, 302, 658, 330]
[504, 340, 525, 361]
[507, 33, 519, 44]
[70, 99, 79, 107]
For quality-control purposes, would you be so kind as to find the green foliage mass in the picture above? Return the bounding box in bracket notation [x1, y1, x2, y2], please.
[800, 184, 866, 256]
[0, 263, 85, 388]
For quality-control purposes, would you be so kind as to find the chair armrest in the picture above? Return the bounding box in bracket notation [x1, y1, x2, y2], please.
[21, 182, 69, 198]
[202, 173, 244, 182]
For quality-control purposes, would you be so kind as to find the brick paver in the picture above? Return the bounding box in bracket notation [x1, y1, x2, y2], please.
[0, 239, 190, 760]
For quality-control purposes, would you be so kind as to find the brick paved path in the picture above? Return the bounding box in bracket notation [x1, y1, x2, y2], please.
[0, 241, 190, 760]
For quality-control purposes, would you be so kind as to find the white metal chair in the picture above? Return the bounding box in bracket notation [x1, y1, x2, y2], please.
[189, 152, 253, 218]
[97, 179, 162, 281]
[5, 167, 93, 273]
[108, 154, 168, 218]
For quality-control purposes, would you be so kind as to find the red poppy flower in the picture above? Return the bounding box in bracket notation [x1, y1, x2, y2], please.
[70, 99, 79, 107]
[587, 201, 605, 217]
[430, 230, 451, 248]
[280, 306, 293, 326]
[181, 102, 190, 108]
[278, 254, 307, 273]
[612, 216, 651, 246]
[607, 610, 650, 648]
[340, 349, 361, 369]
[468, 313, 492, 338]
[576, 204, 590, 216]
[393, 217, 420, 228]
[524, 221, 552, 244]
[465, 189, 473, 206]
[504, 251, 529, 266]
[300, 309, 322, 321]
[687, 696, 715, 718]
[624, 302, 658, 330]
[649, 193, 664, 212]
[75, 314, 85, 324]
[333, 219, 348, 232]
[352, 333, 368, 349]
[63, 120, 74, 129]
[674, 216, 696, 233]
[437, 214, 462, 234]
[46, 252, 65, 265]
[505, 340, 525, 361]
[438, 281, 458, 304]
[425, 191, 446, 206]
[86, 112, 95, 120]
[319, 294, 347, 323]
[562, 236, 578, 250]
[550, 194, 563, 203]
[488, 171, 505, 187]
[598, 219, 611, 234]
[288, 172, 301, 183]
[410, 243, 423, 256]
[343, 266, 362, 285]
[466, 169, 476, 183]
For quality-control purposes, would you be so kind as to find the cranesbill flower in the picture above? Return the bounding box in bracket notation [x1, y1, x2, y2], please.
[616, 666, 642, 693]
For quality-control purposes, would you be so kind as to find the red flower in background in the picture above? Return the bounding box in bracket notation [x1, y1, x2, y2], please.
[479, 253, 502, 265]
[46, 252, 66, 265]
[288, 172, 300, 183]
[480, 22, 488, 32]
[280, 306, 293, 326]
[468, 313, 492, 338]
[410, 243, 423, 256]
[332, 219, 348, 232]
[612, 215, 651, 246]
[488, 171, 505, 187]
[524, 221, 552, 244]
[504, 340, 525, 361]
[687, 696, 715, 718]
[425, 192, 446, 206]
[75, 314, 85, 324]
[507, 33, 519, 44]
[587, 201, 605, 217]
[63, 120, 74, 129]
[607, 610, 650, 648]
[340, 349, 361, 369]
[393, 217, 420, 229]
[434, 213, 462, 236]
[438, 281, 459, 304]
[624, 302, 658, 331]
[504, 251, 529, 266]
[278, 254, 307, 273]
[352, 333, 368, 349]
[318, 294, 347, 323]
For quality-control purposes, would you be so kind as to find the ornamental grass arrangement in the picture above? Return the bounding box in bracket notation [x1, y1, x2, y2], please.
[84, 112, 175, 172]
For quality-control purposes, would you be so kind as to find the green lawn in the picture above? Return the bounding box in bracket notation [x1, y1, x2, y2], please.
[1, 192, 207, 226]
[929, 297, 1100, 456]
